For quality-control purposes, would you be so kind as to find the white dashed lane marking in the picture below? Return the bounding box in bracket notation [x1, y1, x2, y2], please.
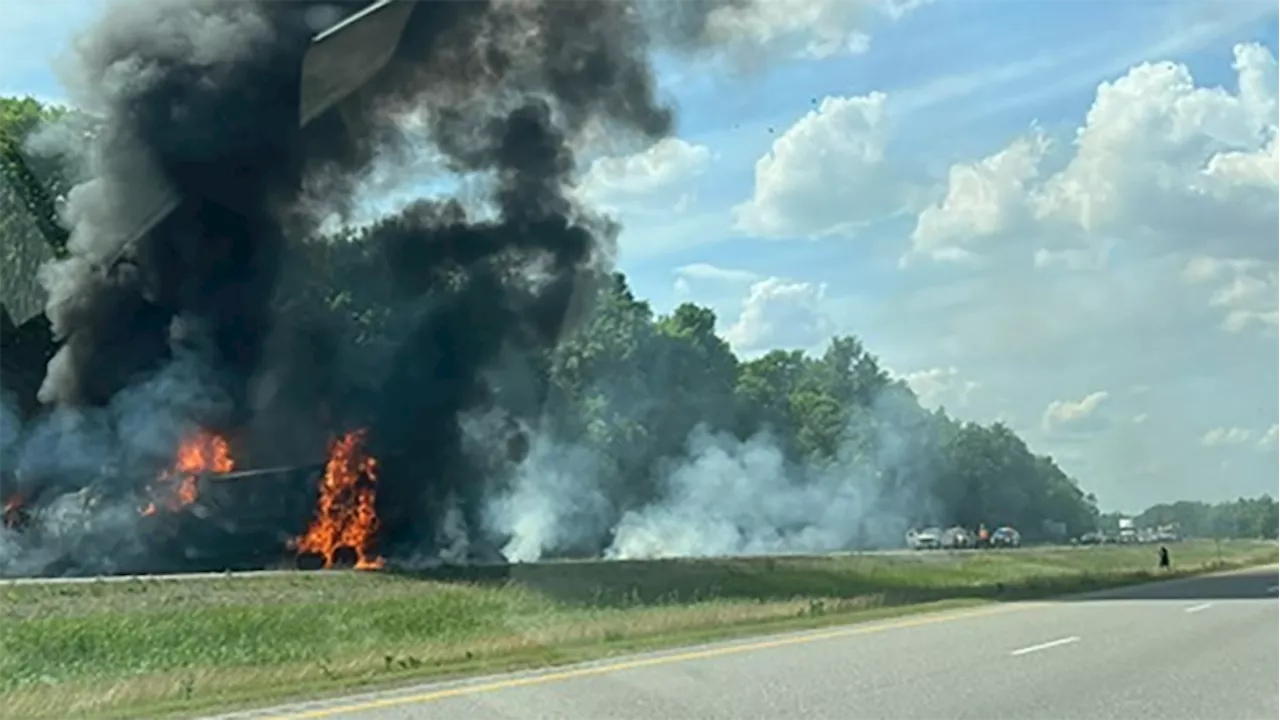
[1010, 636, 1080, 657]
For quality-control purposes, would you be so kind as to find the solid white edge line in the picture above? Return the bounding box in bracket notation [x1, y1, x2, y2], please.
[1010, 636, 1081, 656]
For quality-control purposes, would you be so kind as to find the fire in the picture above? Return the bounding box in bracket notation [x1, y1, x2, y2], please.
[143, 429, 234, 515]
[291, 429, 383, 570]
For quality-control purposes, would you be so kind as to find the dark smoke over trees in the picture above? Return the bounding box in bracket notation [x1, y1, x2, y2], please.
[2, 1, 1112, 574]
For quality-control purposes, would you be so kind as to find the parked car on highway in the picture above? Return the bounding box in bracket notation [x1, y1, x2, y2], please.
[989, 526, 1021, 548]
[942, 526, 975, 549]
[906, 527, 943, 550]
[1077, 531, 1106, 545]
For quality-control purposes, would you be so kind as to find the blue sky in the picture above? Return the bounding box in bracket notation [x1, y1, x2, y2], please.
[3, 0, 1277, 512]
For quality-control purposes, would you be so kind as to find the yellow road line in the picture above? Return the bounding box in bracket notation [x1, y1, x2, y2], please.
[259, 601, 1045, 720]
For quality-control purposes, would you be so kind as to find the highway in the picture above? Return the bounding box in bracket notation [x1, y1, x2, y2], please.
[207, 566, 1278, 720]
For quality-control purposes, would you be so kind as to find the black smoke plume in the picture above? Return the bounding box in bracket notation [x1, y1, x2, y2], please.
[7, 0, 733, 572]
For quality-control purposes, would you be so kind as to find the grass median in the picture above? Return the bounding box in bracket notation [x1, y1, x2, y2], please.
[1, 539, 1274, 720]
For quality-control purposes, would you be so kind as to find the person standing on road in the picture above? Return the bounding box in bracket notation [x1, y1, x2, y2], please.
[1158, 545, 1170, 571]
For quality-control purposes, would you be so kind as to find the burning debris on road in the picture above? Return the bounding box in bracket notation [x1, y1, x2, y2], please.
[1, 0, 731, 577]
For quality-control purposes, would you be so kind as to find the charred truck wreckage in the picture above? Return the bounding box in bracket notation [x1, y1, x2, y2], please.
[0, 0, 703, 577]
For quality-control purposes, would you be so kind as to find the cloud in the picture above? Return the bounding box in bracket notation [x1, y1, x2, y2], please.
[1257, 424, 1279, 449]
[898, 367, 978, 411]
[1181, 256, 1278, 333]
[574, 137, 725, 261]
[1200, 426, 1253, 447]
[1042, 391, 1111, 434]
[675, 263, 761, 284]
[733, 92, 918, 239]
[672, 263, 762, 300]
[906, 42, 1279, 288]
[907, 132, 1051, 266]
[666, 268, 829, 355]
[723, 277, 833, 355]
[697, 0, 927, 64]
[877, 43, 1280, 515]
[579, 138, 712, 210]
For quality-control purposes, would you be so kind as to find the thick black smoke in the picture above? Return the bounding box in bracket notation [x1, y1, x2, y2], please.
[17, 0, 730, 568]
[41, 0, 329, 415]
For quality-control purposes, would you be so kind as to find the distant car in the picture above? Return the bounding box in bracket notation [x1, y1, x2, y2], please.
[942, 526, 975, 549]
[990, 526, 1021, 548]
[906, 527, 943, 550]
[1078, 531, 1105, 545]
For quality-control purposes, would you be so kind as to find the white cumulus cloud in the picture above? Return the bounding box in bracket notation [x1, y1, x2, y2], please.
[898, 367, 979, 411]
[1257, 424, 1279, 449]
[733, 92, 917, 239]
[579, 137, 712, 210]
[908, 132, 1051, 265]
[723, 277, 833, 355]
[876, 43, 1279, 513]
[575, 137, 725, 260]
[1200, 426, 1253, 447]
[1181, 256, 1278, 333]
[1042, 391, 1111, 434]
[906, 42, 1279, 307]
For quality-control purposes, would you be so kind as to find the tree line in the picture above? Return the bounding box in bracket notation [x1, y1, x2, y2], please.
[3, 95, 1272, 551]
[1104, 496, 1279, 540]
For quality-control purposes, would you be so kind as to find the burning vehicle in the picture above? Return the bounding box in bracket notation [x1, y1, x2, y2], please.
[0, 1, 427, 575]
[1, 421, 381, 575]
[2, 0, 681, 577]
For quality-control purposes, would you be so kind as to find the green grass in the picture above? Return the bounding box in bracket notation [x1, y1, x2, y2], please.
[1, 540, 1274, 720]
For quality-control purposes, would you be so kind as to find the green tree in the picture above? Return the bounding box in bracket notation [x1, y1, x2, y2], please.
[0, 96, 77, 321]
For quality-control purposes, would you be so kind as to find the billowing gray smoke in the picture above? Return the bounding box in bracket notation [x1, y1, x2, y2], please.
[6, 0, 757, 573]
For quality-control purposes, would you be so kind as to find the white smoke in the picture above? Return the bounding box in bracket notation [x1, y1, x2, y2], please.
[488, 407, 925, 563]
[484, 436, 613, 562]
[434, 493, 472, 565]
[605, 426, 887, 559]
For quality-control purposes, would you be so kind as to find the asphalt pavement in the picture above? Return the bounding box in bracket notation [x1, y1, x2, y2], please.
[206, 565, 1279, 720]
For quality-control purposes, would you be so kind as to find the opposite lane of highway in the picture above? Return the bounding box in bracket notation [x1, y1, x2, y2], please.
[206, 566, 1279, 720]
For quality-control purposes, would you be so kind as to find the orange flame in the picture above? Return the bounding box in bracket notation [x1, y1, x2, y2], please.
[291, 429, 383, 570]
[143, 429, 234, 515]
